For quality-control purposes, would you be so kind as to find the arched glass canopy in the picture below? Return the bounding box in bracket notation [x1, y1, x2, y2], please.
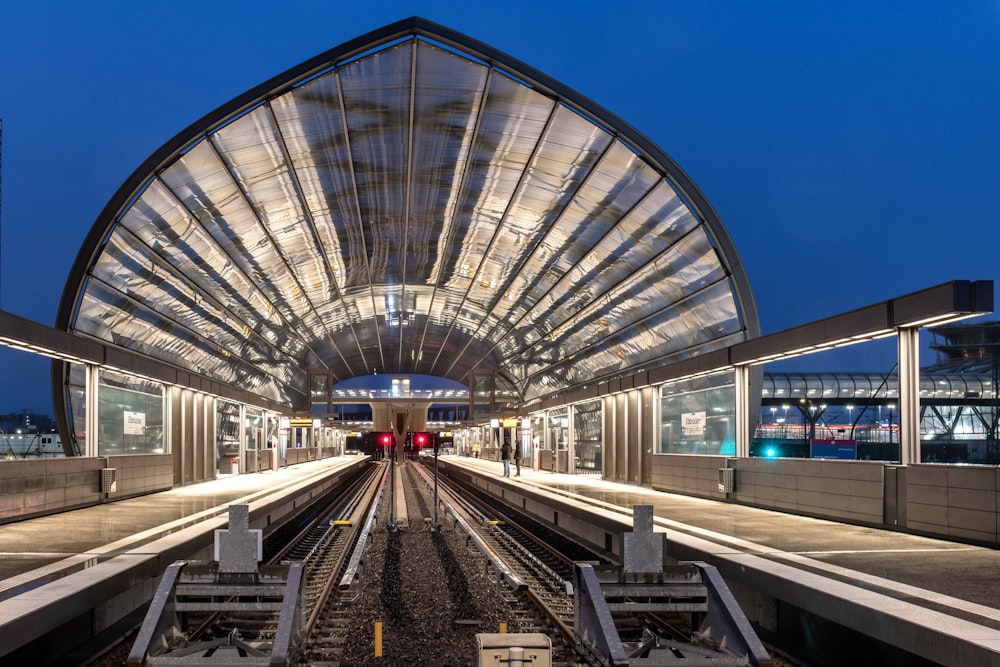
[57, 18, 759, 411]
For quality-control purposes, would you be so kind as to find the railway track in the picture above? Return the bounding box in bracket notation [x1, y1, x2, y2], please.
[409, 460, 598, 664]
[323, 459, 529, 665]
[128, 458, 774, 666]
[126, 462, 387, 666]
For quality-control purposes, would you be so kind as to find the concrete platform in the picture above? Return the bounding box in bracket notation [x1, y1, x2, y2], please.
[442, 456, 1000, 665]
[0, 455, 371, 663]
[0, 456, 368, 596]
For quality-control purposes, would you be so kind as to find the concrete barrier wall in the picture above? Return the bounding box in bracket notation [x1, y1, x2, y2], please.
[651, 455, 1000, 547]
[650, 454, 729, 499]
[0, 457, 104, 521]
[733, 458, 885, 526]
[0, 454, 173, 524]
[283, 447, 339, 467]
[0, 448, 344, 525]
[108, 454, 173, 499]
[905, 464, 999, 545]
[652, 455, 885, 527]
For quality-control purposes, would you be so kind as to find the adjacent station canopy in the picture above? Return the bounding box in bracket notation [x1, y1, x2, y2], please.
[58, 18, 759, 409]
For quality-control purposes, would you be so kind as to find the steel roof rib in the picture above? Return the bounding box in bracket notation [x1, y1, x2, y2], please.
[518, 276, 733, 388]
[56, 17, 759, 412]
[203, 132, 353, 378]
[441, 134, 618, 381]
[263, 100, 366, 377]
[446, 135, 614, 374]
[464, 186, 691, 375]
[412, 66, 495, 376]
[427, 98, 561, 379]
[151, 175, 331, 374]
[398, 40, 418, 371]
[106, 220, 307, 378]
[333, 67, 384, 376]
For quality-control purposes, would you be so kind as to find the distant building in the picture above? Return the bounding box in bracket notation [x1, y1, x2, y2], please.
[0, 411, 61, 458]
[0, 410, 56, 434]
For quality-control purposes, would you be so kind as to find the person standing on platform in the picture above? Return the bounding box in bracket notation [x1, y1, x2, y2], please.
[514, 443, 521, 477]
[501, 441, 511, 477]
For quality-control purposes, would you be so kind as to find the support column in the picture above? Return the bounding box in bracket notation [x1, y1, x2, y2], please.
[898, 327, 921, 465]
[238, 403, 247, 474]
[168, 386, 183, 484]
[85, 364, 100, 457]
[566, 405, 575, 475]
[208, 398, 218, 478]
[735, 365, 751, 458]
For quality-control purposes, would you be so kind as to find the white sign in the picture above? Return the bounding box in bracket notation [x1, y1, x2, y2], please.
[124, 411, 146, 435]
[681, 411, 706, 437]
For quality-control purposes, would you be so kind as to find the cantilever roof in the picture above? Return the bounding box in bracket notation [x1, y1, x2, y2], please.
[57, 17, 759, 408]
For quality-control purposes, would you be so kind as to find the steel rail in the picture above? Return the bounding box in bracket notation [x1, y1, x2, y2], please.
[410, 461, 526, 592]
[416, 461, 586, 647]
[302, 462, 387, 636]
[339, 461, 390, 590]
[268, 464, 380, 563]
[185, 464, 381, 643]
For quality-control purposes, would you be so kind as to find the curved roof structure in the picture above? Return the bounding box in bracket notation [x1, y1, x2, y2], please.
[56, 17, 759, 410]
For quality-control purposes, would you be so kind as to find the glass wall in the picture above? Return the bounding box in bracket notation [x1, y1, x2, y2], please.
[267, 415, 280, 452]
[921, 404, 997, 464]
[530, 415, 544, 451]
[659, 372, 735, 456]
[97, 369, 165, 456]
[245, 408, 264, 453]
[67, 362, 87, 455]
[547, 408, 568, 451]
[216, 400, 241, 473]
[572, 399, 602, 472]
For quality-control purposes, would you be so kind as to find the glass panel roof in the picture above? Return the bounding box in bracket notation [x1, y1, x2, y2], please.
[62, 20, 757, 407]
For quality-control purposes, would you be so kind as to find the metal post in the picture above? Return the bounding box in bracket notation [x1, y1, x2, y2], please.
[85, 364, 100, 457]
[432, 445, 440, 532]
[388, 457, 397, 532]
[898, 326, 920, 465]
[734, 365, 751, 457]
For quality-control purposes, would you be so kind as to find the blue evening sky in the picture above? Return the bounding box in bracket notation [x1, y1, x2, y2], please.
[0, 1, 997, 415]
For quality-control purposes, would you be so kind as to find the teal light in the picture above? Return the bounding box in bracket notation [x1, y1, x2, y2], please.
[765, 447, 776, 457]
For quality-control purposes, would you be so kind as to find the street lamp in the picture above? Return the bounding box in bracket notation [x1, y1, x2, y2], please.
[846, 405, 855, 439]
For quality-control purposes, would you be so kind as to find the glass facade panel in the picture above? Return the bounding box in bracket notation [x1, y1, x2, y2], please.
[245, 408, 263, 451]
[547, 408, 568, 451]
[530, 415, 544, 454]
[573, 400, 602, 472]
[97, 370, 165, 456]
[659, 372, 736, 455]
[216, 400, 241, 473]
[67, 362, 87, 455]
[310, 372, 329, 411]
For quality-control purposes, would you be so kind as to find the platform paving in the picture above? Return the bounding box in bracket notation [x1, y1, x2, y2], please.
[0, 456, 361, 597]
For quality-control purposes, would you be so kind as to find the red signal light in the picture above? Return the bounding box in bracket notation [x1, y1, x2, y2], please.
[380, 433, 392, 446]
[415, 433, 427, 446]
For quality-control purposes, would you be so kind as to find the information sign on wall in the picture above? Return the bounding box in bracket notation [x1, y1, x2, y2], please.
[124, 411, 146, 435]
[681, 411, 706, 437]
[810, 439, 857, 460]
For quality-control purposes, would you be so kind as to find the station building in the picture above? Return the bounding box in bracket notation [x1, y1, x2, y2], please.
[0, 18, 993, 543]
